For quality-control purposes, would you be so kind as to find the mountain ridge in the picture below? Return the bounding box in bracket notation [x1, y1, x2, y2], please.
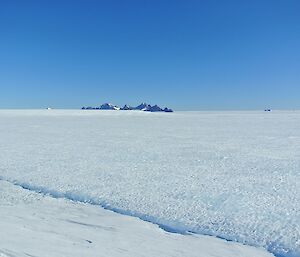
[82, 103, 173, 112]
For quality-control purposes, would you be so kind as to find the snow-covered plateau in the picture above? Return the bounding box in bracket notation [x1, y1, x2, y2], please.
[0, 110, 299, 257]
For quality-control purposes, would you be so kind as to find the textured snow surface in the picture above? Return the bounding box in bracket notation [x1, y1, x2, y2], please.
[0, 110, 299, 257]
[0, 180, 274, 257]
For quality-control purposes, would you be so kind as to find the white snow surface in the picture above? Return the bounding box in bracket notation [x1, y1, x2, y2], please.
[0, 110, 299, 257]
[0, 180, 273, 257]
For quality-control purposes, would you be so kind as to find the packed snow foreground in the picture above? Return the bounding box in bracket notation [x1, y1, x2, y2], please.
[0, 180, 272, 257]
[0, 110, 299, 257]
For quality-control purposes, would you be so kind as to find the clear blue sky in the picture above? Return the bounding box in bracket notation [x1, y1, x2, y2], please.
[0, 0, 299, 110]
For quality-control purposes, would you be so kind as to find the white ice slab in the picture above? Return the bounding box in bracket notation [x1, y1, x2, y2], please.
[0, 180, 274, 257]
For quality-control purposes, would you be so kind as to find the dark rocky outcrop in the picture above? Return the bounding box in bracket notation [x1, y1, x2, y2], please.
[99, 103, 119, 110]
[121, 104, 133, 110]
[82, 102, 173, 112]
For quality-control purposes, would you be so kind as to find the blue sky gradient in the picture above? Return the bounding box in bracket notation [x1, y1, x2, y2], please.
[0, 0, 299, 110]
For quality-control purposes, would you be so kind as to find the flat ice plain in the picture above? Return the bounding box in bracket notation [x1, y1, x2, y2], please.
[0, 110, 299, 257]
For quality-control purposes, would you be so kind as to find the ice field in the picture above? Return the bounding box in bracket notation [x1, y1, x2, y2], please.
[0, 110, 299, 257]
